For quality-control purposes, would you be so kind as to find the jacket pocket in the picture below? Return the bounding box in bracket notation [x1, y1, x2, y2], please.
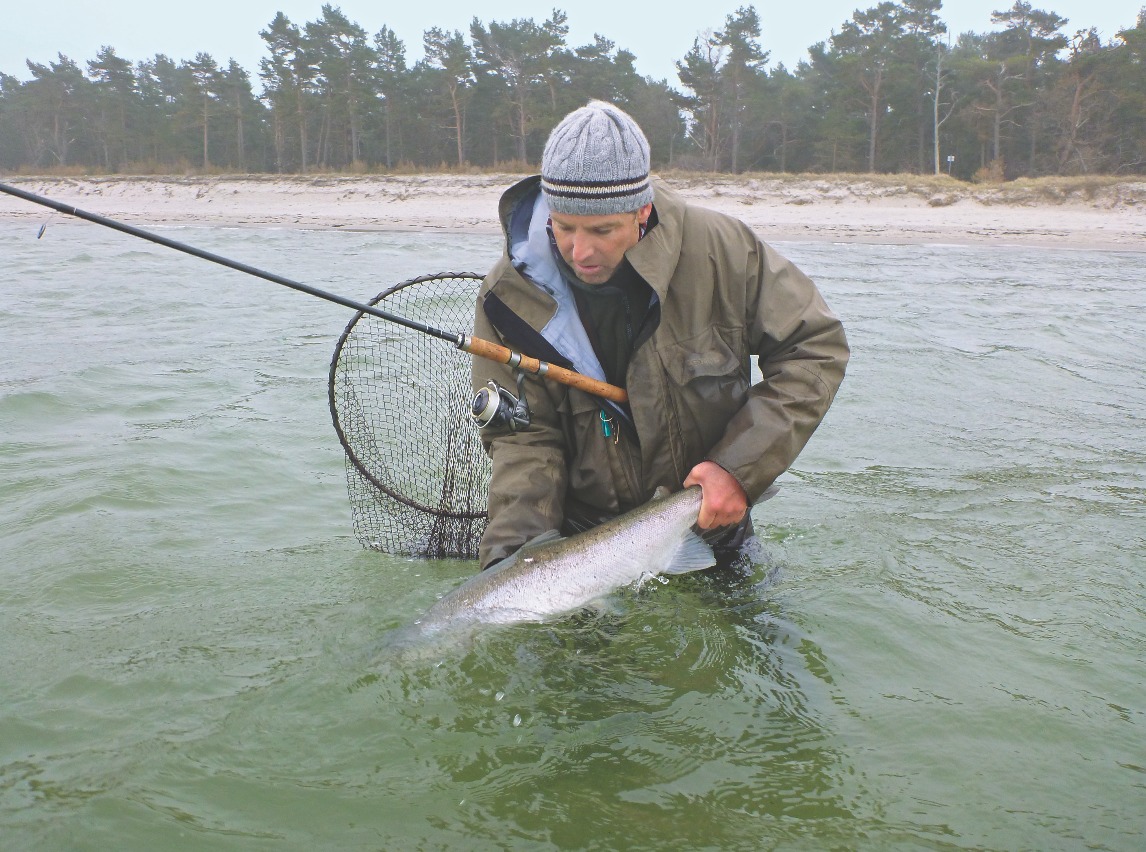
[559, 389, 628, 514]
[657, 326, 749, 458]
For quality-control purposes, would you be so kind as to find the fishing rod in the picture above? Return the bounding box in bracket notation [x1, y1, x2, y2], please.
[0, 181, 628, 404]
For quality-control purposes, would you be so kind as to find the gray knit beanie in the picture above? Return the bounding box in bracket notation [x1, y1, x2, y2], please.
[541, 100, 653, 215]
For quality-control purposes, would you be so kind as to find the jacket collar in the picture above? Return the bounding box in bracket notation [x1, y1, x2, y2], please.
[491, 176, 562, 333]
[498, 175, 543, 245]
[626, 177, 684, 302]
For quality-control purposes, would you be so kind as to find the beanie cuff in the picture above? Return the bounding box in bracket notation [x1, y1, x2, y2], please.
[542, 174, 654, 215]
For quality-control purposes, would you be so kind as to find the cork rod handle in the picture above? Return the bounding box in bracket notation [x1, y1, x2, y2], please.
[460, 335, 628, 404]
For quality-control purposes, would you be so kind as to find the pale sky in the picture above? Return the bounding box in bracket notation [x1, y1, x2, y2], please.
[1, 0, 1140, 87]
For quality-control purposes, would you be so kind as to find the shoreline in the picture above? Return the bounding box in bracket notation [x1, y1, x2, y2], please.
[1, 173, 1143, 251]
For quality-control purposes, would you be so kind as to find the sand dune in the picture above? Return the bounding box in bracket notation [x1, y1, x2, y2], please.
[1, 173, 1142, 251]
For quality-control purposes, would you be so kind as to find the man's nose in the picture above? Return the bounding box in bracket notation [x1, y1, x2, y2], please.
[570, 234, 596, 261]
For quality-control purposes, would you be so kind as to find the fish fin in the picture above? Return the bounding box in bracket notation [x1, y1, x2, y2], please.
[661, 530, 716, 575]
[651, 486, 673, 501]
[755, 484, 780, 503]
[483, 529, 565, 572]
[518, 529, 564, 552]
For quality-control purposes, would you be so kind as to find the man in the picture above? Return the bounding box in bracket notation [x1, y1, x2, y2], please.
[472, 100, 848, 569]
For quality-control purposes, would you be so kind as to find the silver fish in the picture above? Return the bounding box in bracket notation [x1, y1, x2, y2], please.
[409, 486, 715, 638]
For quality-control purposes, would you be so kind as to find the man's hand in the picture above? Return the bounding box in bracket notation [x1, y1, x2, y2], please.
[683, 461, 748, 529]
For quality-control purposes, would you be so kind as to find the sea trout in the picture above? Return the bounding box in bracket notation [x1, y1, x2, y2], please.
[408, 486, 716, 638]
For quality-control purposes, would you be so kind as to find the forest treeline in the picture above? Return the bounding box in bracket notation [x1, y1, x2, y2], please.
[2, 2, 1144, 180]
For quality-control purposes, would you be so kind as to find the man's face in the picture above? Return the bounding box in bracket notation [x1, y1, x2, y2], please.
[549, 203, 652, 285]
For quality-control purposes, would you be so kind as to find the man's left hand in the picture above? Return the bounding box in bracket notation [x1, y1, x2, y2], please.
[683, 461, 748, 530]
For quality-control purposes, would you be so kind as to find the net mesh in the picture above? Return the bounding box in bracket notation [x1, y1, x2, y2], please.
[328, 272, 490, 559]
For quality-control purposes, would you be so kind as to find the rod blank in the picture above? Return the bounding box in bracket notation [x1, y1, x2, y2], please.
[0, 181, 629, 404]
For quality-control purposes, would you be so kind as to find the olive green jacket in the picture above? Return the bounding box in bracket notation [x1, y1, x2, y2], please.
[472, 176, 849, 567]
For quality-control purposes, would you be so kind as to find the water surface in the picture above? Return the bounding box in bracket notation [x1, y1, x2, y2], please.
[1, 220, 1143, 850]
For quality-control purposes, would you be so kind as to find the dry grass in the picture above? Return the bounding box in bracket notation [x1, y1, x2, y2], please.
[4, 166, 1142, 207]
[658, 169, 1145, 207]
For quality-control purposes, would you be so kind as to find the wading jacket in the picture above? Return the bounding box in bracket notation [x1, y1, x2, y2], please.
[472, 176, 849, 568]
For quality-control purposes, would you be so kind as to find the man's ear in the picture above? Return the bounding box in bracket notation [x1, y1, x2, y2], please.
[637, 203, 653, 226]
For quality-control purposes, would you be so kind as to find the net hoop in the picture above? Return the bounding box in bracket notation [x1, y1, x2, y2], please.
[328, 272, 490, 557]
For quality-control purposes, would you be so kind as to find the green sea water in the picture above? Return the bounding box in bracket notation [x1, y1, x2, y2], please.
[1, 219, 1143, 850]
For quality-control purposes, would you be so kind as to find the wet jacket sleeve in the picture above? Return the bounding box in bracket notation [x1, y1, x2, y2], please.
[471, 289, 569, 568]
[704, 240, 849, 502]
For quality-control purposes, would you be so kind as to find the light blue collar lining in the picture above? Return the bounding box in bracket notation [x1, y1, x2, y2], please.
[508, 189, 607, 385]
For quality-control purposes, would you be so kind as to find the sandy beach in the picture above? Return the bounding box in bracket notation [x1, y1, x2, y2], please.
[1, 173, 1143, 251]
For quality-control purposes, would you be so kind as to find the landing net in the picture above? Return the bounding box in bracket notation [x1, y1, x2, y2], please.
[328, 272, 490, 559]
